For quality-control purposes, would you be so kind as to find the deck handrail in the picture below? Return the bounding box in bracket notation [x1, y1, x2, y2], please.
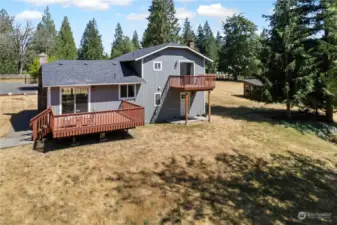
[29, 106, 53, 141]
[169, 74, 216, 90]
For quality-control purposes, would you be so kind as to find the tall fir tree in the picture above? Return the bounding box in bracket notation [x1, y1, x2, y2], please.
[219, 14, 261, 80]
[265, 0, 314, 118]
[181, 18, 195, 45]
[33, 7, 57, 56]
[55, 17, 76, 60]
[110, 23, 135, 59]
[203, 21, 218, 73]
[215, 31, 223, 47]
[132, 30, 140, 49]
[196, 24, 205, 54]
[297, 0, 337, 121]
[78, 18, 104, 60]
[142, 0, 180, 47]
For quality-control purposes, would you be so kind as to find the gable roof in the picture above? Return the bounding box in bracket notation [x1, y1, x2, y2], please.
[42, 60, 144, 87]
[243, 79, 263, 87]
[114, 43, 213, 62]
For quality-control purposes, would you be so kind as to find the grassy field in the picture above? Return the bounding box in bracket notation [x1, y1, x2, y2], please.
[0, 82, 336, 225]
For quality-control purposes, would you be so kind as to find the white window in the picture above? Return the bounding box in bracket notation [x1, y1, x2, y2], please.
[153, 61, 162, 71]
[119, 84, 136, 100]
[154, 92, 161, 106]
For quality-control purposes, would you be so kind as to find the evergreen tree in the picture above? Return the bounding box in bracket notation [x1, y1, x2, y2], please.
[110, 23, 136, 59]
[265, 0, 314, 118]
[142, 0, 180, 47]
[181, 18, 195, 45]
[215, 31, 223, 47]
[132, 30, 140, 49]
[0, 9, 17, 73]
[78, 19, 104, 60]
[55, 17, 77, 60]
[196, 24, 205, 53]
[219, 15, 261, 80]
[298, 0, 337, 121]
[33, 7, 57, 56]
[203, 21, 218, 73]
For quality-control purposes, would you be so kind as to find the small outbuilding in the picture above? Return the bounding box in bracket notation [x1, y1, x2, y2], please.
[243, 79, 263, 101]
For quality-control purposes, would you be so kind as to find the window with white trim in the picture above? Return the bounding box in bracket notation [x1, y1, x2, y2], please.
[119, 84, 136, 99]
[153, 61, 162, 71]
[154, 92, 161, 106]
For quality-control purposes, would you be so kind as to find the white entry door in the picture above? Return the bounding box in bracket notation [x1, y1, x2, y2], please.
[180, 92, 190, 117]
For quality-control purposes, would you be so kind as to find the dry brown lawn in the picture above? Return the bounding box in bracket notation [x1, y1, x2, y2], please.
[0, 95, 36, 137]
[0, 82, 336, 225]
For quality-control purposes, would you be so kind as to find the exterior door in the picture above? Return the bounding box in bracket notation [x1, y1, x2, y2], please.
[180, 92, 190, 117]
[180, 62, 194, 76]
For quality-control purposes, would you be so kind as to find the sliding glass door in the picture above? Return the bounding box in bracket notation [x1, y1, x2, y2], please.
[62, 87, 88, 114]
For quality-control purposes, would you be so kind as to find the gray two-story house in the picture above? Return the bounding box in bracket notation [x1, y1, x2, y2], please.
[30, 43, 216, 141]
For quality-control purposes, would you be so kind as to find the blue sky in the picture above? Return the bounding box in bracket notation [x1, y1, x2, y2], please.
[2, 0, 275, 54]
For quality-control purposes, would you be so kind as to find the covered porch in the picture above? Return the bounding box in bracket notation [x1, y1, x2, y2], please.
[169, 75, 216, 125]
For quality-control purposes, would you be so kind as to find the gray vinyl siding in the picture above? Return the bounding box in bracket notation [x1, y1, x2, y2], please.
[135, 48, 205, 123]
[91, 85, 121, 111]
[50, 87, 60, 115]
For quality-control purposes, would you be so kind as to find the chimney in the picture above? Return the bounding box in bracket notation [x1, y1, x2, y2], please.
[187, 40, 195, 49]
[39, 53, 48, 66]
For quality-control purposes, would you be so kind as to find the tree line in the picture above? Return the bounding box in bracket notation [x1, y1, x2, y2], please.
[0, 0, 336, 121]
[0, 0, 221, 75]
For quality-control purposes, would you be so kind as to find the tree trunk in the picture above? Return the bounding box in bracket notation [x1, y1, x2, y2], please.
[286, 102, 292, 119]
[19, 60, 23, 75]
[325, 94, 334, 123]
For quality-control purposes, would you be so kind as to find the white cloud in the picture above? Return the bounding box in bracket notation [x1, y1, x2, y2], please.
[176, 8, 195, 20]
[197, 3, 238, 18]
[16, 10, 43, 20]
[176, 0, 196, 2]
[20, 0, 132, 11]
[126, 12, 149, 21]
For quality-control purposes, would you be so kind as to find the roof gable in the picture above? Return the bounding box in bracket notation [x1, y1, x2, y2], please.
[114, 43, 213, 62]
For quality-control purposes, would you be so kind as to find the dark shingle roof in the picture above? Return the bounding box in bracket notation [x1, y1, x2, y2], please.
[243, 79, 263, 87]
[114, 42, 213, 62]
[42, 60, 144, 87]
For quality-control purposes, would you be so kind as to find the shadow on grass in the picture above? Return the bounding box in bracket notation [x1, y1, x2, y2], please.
[111, 151, 337, 224]
[42, 130, 134, 153]
[211, 105, 337, 141]
[4, 110, 38, 132]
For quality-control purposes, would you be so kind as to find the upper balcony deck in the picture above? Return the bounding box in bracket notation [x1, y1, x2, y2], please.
[169, 75, 216, 91]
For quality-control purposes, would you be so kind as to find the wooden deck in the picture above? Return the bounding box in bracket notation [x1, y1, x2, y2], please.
[169, 75, 216, 91]
[30, 101, 144, 141]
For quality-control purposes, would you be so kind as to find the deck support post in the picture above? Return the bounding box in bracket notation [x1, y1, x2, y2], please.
[185, 92, 189, 125]
[98, 132, 107, 142]
[208, 91, 211, 122]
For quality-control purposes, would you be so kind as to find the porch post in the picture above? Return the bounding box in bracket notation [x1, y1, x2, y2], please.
[185, 92, 189, 125]
[208, 91, 211, 122]
[47, 87, 51, 106]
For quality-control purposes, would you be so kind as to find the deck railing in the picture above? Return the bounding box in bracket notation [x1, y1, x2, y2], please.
[29, 106, 53, 141]
[30, 101, 144, 140]
[169, 75, 216, 91]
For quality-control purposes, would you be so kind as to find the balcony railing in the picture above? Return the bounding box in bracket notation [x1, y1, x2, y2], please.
[169, 75, 216, 91]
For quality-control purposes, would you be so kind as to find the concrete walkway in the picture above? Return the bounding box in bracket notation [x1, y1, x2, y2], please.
[0, 110, 36, 149]
[0, 83, 37, 95]
[0, 135, 33, 149]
